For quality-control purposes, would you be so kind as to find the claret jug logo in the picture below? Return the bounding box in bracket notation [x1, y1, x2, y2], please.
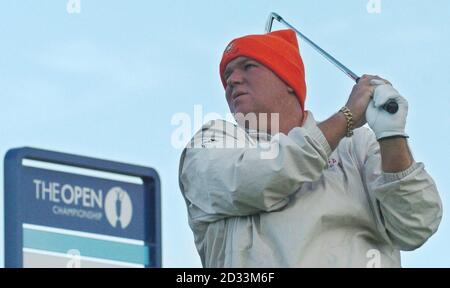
[104, 187, 133, 229]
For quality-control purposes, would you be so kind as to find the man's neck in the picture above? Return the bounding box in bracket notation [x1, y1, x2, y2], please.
[277, 111, 306, 135]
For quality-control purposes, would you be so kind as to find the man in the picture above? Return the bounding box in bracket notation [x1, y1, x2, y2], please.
[178, 29, 442, 267]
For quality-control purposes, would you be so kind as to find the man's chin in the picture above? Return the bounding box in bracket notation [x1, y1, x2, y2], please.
[232, 102, 252, 115]
[233, 109, 257, 118]
[232, 108, 259, 129]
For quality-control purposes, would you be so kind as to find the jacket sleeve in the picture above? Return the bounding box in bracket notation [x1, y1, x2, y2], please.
[360, 128, 443, 251]
[178, 117, 332, 223]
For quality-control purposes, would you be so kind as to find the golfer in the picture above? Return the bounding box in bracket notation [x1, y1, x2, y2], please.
[178, 29, 442, 267]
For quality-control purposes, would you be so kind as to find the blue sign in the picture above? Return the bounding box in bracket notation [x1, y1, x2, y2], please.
[4, 147, 161, 268]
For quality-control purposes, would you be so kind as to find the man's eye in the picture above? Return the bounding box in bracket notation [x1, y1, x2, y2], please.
[244, 63, 256, 70]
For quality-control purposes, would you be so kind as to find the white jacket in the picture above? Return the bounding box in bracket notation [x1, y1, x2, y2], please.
[178, 112, 442, 267]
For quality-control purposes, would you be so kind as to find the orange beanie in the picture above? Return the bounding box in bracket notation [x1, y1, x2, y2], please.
[220, 29, 307, 111]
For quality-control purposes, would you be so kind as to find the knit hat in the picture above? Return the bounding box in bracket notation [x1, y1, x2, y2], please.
[220, 29, 307, 111]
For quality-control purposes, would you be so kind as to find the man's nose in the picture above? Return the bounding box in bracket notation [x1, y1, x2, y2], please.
[226, 70, 244, 87]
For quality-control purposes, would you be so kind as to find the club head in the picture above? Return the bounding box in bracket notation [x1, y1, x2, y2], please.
[265, 12, 283, 33]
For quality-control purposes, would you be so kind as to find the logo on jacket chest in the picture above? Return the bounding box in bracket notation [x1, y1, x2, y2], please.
[327, 157, 343, 170]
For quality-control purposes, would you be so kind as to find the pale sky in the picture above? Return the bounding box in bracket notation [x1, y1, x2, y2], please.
[1, 0, 449, 267]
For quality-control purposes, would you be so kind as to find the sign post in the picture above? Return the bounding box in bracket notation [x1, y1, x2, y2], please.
[4, 147, 161, 268]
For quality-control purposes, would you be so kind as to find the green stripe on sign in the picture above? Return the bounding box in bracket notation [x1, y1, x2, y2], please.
[23, 228, 149, 265]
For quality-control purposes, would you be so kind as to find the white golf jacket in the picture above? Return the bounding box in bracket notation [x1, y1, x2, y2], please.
[178, 112, 442, 267]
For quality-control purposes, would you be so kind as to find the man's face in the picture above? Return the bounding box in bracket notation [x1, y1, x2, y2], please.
[223, 56, 293, 116]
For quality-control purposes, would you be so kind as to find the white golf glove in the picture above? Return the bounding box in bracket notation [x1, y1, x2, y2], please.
[365, 79, 409, 140]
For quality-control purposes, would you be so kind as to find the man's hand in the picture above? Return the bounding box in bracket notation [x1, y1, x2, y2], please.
[319, 74, 406, 153]
[366, 79, 408, 140]
[365, 78, 412, 172]
[318, 74, 391, 151]
[345, 74, 384, 128]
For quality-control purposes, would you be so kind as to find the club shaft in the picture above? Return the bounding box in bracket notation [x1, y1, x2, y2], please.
[265, 12, 399, 114]
[266, 12, 360, 82]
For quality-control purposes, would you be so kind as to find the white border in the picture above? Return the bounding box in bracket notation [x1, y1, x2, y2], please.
[22, 159, 143, 185]
[23, 223, 145, 246]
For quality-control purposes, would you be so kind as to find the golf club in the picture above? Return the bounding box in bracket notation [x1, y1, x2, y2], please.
[265, 12, 399, 114]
